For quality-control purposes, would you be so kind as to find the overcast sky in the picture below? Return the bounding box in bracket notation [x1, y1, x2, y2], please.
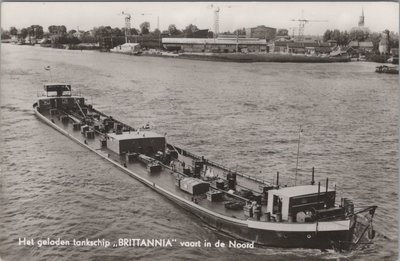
[1, 2, 398, 35]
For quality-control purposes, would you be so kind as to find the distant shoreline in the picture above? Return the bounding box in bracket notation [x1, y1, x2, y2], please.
[173, 53, 351, 63]
[4, 42, 352, 63]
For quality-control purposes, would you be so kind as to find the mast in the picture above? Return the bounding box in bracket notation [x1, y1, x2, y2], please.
[294, 125, 302, 185]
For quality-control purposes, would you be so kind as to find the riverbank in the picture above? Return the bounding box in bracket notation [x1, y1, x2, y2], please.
[176, 53, 350, 63]
[4, 42, 351, 63]
[138, 50, 351, 63]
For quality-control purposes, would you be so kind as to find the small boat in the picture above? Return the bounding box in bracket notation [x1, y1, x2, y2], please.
[375, 65, 399, 74]
[33, 83, 377, 251]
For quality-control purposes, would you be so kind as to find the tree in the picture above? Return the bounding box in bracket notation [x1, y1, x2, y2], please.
[28, 25, 43, 38]
[184, 24, 199, 33]
[9, 26, 18, 36]
[111, 27, 124, 37]
[276, 29, 288, 36]
[323, 29, 332, 42]
[331, 29, 341, 43]
[168, 24, 180, 35]
[92, 26, 113, 40]
[233, 28, 246, 35]
[80, 31, 96, 43]
[1, 29, 11, 40]
[48, 25, 67, 35]
[340, 31, 349, 46]
[68, 29, 77, 35]
[20, 28, 28, 39]
[183, 24, 199, 37]
[349, 29, 369, 42]
[389, 31, 399, 49]
[368, 32, 381, 50]
[140, 21, 150, 34]
[153, 28, 161, 36]
[129, 28, 139, 35]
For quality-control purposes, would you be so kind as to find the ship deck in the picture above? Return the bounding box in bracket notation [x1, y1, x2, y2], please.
[39, 109, 272, 221]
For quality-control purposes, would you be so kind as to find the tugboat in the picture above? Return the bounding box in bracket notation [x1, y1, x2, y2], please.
[33, 83, 377, 251]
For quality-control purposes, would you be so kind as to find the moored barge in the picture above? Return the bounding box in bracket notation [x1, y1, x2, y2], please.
[33, 83, 377, 251]
[375, 65, 399, 74]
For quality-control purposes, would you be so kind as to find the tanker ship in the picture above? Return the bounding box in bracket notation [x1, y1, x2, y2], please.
[33, 83, 377, 251]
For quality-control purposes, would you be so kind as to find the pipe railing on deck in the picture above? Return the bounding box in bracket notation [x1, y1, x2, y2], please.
[159, 162, 251, 203]
[167, 143, 273, 187]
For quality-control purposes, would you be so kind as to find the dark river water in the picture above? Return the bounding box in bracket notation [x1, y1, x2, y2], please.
[0, 44, 398, 260]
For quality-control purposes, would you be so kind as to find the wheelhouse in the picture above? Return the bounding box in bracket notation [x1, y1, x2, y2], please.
[37, 83, 84, 111]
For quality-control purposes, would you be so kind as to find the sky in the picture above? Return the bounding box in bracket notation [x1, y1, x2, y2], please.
[1, 2, 398, 35]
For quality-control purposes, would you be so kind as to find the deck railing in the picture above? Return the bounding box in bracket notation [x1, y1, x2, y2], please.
[167, 143, 273, 187]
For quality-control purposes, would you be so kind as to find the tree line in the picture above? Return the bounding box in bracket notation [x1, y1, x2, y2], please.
[1, 23, 254, 44]
[3, 23, 397, 49]
[1, 23, 212, 43]
[323, 29, 399, 49]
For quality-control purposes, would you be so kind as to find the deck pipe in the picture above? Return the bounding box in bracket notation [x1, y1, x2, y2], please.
[326, 178, 329, 193]
[325, 178, 329, 208]
[276, 171, 279, 187]
[311, 167, 315, 185]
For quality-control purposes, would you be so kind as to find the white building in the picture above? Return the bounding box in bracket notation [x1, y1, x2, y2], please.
[110, 43, 141, 54]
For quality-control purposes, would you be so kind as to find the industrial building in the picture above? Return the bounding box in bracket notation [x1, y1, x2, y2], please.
[348, 40, 374, 53]
[273, 41, 333, 55]
[162, 37, 268, 53]
[245, 26, 277, 41]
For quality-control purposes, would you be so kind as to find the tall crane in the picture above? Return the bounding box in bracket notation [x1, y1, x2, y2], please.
[291, 11, 327, 41]
[121, 11, 131, 43]
[209, 4, 220, 38]
[120, 11, 152, 43]
[208, 4, 232, 39]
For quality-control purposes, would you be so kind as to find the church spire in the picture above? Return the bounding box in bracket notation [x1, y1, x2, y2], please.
[358, 8, 365, 27]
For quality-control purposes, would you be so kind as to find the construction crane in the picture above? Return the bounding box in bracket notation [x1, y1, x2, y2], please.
[288, 27, 298, 40]
[208, 4, 232, 39]
[291, 11, 327, 41]
[121, 11, 132, 43]
[208, 4, 220, 38]
[120, 11, 152, 43]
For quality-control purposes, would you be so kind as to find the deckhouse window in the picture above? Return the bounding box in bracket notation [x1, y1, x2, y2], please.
[62, 98, 68, 104]
[42, 100, 50, 105]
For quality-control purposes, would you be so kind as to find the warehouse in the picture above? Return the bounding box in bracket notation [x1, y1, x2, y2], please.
[245, 26, 277, 41]
[162, 37, 267, 53]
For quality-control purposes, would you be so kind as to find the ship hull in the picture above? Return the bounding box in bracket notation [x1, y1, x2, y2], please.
[34, 105, 352, 250]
